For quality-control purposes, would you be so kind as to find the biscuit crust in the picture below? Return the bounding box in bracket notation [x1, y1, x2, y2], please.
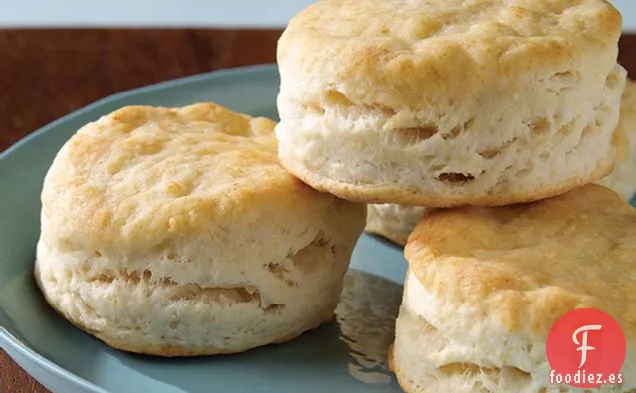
[364, 204, 426, 246]
[598, 82, 636, 200]
[278, 0, 622, 110]
[405, 184, 636, 339]
[35, 103, 366, 356]
[40, 104, 304, 252]
[276, 0, 625, 206]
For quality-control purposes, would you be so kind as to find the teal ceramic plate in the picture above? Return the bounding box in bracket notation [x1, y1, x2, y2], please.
[2, 65, 635, 393]
[0, 65, 408, 393]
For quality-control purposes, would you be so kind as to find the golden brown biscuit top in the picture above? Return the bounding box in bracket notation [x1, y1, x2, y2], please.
[278, 0, 621, 107]
[405, 184, 636, 338]
[40, 103, 332, 251]
[290, 0, 618, 42]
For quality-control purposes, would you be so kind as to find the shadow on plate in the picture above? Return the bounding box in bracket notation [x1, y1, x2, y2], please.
[111, 269, 403, 393]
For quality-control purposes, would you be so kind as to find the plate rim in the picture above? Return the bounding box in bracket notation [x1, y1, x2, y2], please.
[0, 63, 279, 393]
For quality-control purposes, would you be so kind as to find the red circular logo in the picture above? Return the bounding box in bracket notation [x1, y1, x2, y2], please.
[546, 308, 626, 388]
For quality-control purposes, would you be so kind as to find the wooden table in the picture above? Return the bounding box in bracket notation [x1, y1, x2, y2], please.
[1, 29, 635, 393]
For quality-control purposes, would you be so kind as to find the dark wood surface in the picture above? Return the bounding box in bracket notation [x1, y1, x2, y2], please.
[0, 28, 282, 151]
[0, 29, 635, 393]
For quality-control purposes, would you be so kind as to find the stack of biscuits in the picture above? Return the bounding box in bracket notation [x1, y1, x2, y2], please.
[275, 0, 636, 392]
[34, 0, 636, 392]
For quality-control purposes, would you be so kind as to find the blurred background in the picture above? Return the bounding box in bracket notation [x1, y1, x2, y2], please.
[0, 0, 633, 28]
[0, 0, 317, 27]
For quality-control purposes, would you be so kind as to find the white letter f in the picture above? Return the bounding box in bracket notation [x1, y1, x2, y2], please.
[572, 324, 603, 369]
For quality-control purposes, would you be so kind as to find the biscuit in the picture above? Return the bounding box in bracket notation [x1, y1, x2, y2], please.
[366, 81, 636, 246]
[597, 82, 636, 201]
[390, 184, 636, 392]
[364, 204, 426, 246]
[34, 103, 366, 356]
[276, 0, 626, 207]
